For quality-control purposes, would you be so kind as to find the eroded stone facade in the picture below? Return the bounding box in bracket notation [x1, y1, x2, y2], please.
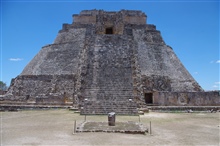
[1, 10, 218, 114]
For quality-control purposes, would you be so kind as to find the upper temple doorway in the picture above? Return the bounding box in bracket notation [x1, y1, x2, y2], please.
[105, 27, 113, 34]
[144, 93, 153, 104]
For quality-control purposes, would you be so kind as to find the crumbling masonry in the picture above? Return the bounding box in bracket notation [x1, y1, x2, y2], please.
[1, 10, 219, 114]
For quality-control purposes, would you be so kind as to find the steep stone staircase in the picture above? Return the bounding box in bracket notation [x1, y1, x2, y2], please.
[80, 34, 138, 115]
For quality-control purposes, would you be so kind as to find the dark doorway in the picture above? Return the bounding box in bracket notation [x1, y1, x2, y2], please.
[145, 93, 153, 104]
[106, 27, 113, 34]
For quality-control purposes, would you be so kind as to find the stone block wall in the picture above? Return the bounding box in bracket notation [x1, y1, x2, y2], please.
[142, 75, 172, 92]
[35, 95, 66, 105]
[95, 12, 124, 35]
[133, 28, 202, 92]
[73, 15, 96, 24]
[70, 10, 147, 35]
[3, 75, 76, 104]
[153, 91, 220, 106]
[123, 16, 146, 24]
[0, 90, 7, 95]
[21, 42, 85, 75]
[54, 28, 86, 44]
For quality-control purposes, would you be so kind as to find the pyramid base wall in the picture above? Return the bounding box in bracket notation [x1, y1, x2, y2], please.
[1, 75, 219, 111]
[1, 75, 76, 105]
[152, 91, 220, 106]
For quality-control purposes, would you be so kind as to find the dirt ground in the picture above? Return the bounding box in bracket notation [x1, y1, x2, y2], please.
[0, 109, 219, 146]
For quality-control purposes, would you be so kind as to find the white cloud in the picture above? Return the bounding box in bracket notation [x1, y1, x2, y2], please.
[212, 85, 219, 88]
[193, 72, 198, 75]
[211, 82, 220, 89]
[210, 60, 220, 63]
[9, 58, 23, 61]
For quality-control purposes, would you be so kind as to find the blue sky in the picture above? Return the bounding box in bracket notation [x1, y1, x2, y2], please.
[1, 0, 219, 91]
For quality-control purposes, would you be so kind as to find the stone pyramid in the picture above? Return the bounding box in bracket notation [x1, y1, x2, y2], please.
[4, 10, 203, 114]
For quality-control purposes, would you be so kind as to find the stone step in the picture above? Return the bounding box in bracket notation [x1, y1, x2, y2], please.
[83, 93, 133, 95]
[83, 90, 133, 93]
[81, 100, 138, 115]
[83, 95, 133, 97]
[84, 88, 132, 90]
[83, 91, 133, 93]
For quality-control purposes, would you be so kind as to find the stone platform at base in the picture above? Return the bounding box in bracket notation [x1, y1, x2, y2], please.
[145, 106, 220, 112]
[0, 104, 72, 111]
[76, 121, 148, 134]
